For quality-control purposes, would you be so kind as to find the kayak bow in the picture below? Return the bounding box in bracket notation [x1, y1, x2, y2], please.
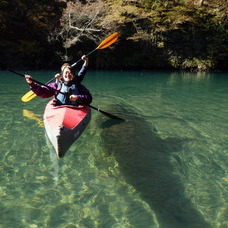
[44, 99, 91, 158]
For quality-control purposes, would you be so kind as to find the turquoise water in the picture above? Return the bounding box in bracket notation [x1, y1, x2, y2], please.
[0, 70, 227, 227]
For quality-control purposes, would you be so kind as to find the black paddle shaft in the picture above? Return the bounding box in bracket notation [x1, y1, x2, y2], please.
[6, 66, 66, 95]
[88, 104, 125, 121]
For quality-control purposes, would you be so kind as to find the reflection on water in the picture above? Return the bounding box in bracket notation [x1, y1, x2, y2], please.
[47, 134, 60, 183]
[23, 109, 60, 182]
[171, 71, 212, 82]
[22, 109, 44, 128]
[167, 72, 213, 90]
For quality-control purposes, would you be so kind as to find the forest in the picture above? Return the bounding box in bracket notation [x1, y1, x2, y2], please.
[0, 0, 227, 71]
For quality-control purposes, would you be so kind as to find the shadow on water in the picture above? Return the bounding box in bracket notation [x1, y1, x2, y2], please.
[97, 106, 211, 228]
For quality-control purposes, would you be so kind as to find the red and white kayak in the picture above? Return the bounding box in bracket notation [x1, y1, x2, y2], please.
[44, 99, 91, 158]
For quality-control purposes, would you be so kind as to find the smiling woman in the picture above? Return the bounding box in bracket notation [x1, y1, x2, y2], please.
[24, 55, 92, 106]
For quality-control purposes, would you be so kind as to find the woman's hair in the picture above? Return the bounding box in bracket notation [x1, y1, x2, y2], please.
[61, 63, 71, 72]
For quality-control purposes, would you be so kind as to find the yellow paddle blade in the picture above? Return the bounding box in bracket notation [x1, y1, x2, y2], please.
[21, 90, 37, 102]
[97, 32, 119, 49]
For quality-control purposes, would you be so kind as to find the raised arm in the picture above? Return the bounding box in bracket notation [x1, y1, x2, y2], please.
[77, 55, 89, 83]
[25, 75, 56, 98]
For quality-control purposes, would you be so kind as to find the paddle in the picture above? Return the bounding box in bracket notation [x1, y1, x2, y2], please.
[87, 104, 124, 121]
[0, 63, 124, 121]
[0, 62, 59, 90]
[0, 63, 53, 88]
[71, 32, 119, 68]
[21, 32, 119, 102]
[21, 90, 37, 102]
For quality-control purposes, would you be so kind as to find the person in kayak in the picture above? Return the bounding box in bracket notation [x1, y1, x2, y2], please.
[25, 55, 92, 106]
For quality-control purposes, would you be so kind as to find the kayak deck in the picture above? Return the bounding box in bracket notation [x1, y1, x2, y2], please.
[44, 100, 91, 158]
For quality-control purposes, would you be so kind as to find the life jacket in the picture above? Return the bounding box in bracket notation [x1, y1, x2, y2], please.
[55, 80, 79, 106]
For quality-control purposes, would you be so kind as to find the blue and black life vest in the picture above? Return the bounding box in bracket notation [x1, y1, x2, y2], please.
[55, 81, 79, 106]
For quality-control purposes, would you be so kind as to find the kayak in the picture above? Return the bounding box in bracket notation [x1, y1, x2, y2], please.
[43, 99, 91, 158]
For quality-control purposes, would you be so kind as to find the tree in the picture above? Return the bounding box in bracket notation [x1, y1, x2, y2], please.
[0, 0, 65, 68]
[49, 1, 107, 61]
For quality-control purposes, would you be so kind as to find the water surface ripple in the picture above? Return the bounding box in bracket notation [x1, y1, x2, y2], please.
[0, 71, 227, 227]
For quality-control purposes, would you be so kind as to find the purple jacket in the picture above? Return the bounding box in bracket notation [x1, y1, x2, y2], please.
[29, 66, 92, 105]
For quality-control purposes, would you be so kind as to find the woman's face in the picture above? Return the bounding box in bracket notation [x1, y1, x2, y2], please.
[62, 67, 74, 82]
